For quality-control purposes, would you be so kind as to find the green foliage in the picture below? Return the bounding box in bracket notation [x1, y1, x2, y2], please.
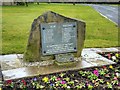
[99, 79, 104, 84]
[64, 77, 70, 82]
[88, 84, 93, 90]
[107, 82, 112, 89]
[99, 69, 106, 76]
[68, 81, 74, 85]
[2, 3, 118, 54]
[79, 71, 91, 77]
[50, 76, 57, 81]
[88, 73, 98, 80]
[75, 83, 85, 89]
[59, 73, 66, 77]
[79, 71, 86, 76]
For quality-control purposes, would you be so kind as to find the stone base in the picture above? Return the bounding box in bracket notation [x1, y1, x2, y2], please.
[1, 47, 119, 80]
[2, 60, 95, 80]
[55, 61, 78, 66]
[20, 59, 55, 67]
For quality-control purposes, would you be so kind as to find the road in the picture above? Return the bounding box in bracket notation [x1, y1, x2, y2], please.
[89, 4, 119, 25]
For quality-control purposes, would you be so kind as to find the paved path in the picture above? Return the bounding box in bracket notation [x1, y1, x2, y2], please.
[89, 4, 119, 25]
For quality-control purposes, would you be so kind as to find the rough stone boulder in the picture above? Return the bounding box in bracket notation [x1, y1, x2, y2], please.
[23, 11, 85, 62]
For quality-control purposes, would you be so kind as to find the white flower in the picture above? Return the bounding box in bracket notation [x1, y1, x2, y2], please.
[112, 56, 116, 60]
[116, 73, 120, 77]
[67, 86, 71, 88]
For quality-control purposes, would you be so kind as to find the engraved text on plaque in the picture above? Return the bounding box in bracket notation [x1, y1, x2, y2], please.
[41, 22, 77, 55]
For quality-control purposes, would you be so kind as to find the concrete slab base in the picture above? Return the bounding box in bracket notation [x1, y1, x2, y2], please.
[2, 59, 94, 80]
[0, 47, 119, 80]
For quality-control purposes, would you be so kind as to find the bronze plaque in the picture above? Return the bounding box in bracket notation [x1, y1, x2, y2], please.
[41, 22, 77, 55]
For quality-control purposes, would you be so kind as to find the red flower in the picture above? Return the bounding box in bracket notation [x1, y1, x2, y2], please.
[118, 83, 120, 86]
[6, 80, 12, 84]
[22, 80, 26, 85]
[113, 77, 117, 80]
[107, 53, 111, 59]
[61, 81, 66, 84]
[103, 66, 107, 69]
[56, 78, 61, 81]
[93, 70, 99, 76]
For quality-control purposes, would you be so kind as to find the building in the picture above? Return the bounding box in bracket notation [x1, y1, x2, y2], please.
[1, 0, 120, 6]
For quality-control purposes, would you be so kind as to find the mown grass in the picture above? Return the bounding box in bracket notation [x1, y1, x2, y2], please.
[2, 3, 118, 54]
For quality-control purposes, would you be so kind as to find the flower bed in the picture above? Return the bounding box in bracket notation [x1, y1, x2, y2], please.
[98, 52, 120, 64]
[2, 52, 120, 90]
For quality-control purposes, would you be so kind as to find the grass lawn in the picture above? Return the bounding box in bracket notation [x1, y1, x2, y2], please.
[1, 3, 119, 54]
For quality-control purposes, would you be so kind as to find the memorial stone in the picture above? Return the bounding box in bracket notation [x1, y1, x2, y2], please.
[23, 11, 85, 65]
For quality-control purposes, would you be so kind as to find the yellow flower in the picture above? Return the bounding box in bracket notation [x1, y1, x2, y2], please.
[115, 53, 119, 57]
[109, 65, 113, 69]
[40, 85, 45, 89]
[56, 83, 58, 86]
[107, 82, 109, 84]
[0, 88, 1, 90]
[32, 82, 35, 86]
[42, 77, 49, 83]
[36, 83, 40, 89]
